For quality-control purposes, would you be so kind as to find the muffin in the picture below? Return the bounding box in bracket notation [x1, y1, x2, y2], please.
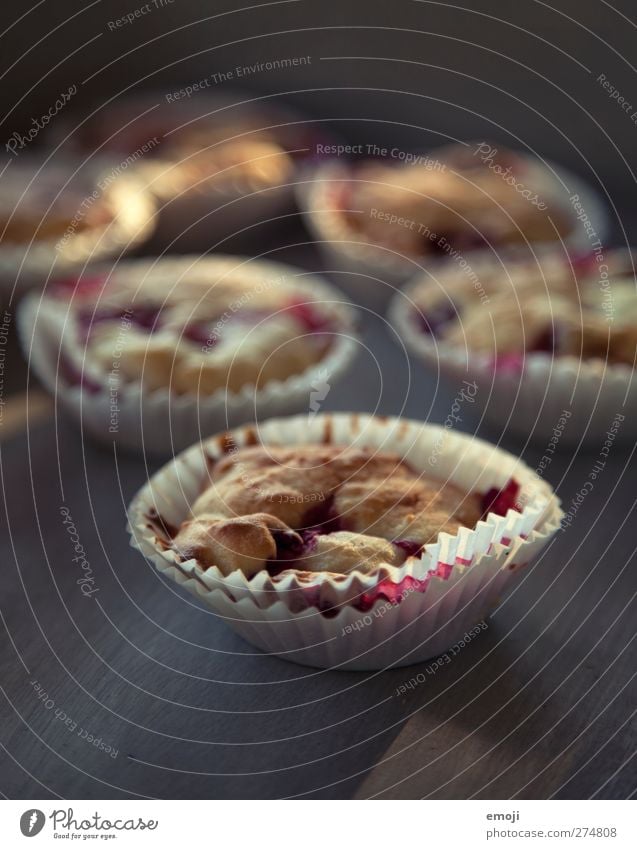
[391, 249, 637, 445]
[18, 256, 358, 453]
[128, 413, 562, 670]
[409, 253, 636, 366]
[49, 93, 327, 251]
[0, 158, 155, 291]
[171, 444, 487, 579]
[300, 142, 608, 308]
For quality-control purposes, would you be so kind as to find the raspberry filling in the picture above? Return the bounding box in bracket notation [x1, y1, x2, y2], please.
[415, 303, 456, 336]
[262, 478, 521, 604]
[570, 252, 597, 276]
[529, 324, 562, 355]
[184, 302, 333, 349]
[267, 497, 343, 575]
[77, 303, 164, 339]
[268, 528, 319, 575]
[481, 479, 520, 517]
[355, 574, 431, 612]
[292, 478, 520, 613]
[285, 300, 333, 334]
[65, 291, 336, 395]
[490, 352, 525, 373]
[182, 321, 218, 347]
[393, 539, 424, 559]
[52, 274, 109, 298]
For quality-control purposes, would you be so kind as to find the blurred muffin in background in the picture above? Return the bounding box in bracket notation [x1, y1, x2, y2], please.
[300, 141, 608, 309]
[405, 251, 636, 367]
[0, 157, 155, 292]
[48, 93, 328, 251]
[390, 249, 637, 445]
[19, 254, 359, 453]
[345, 143, 571, 252]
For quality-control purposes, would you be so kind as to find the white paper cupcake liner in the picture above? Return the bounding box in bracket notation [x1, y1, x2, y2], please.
[127, 413, 562, 670]
[17, 256, 359, 455]
[390, 253, 637, 447]
[0, 171, 156, 295]
[298, 157, 610, 311]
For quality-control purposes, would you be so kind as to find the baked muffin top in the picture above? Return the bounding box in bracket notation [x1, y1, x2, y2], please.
[60, 99, 298, 199]
[337, 143, 571, 257]
[59, 264, 341, 396]
[170, 444, 492, 578]
[409, 253, 637, 366]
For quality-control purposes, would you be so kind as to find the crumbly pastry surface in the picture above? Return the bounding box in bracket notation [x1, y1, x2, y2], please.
[171, 445, 484, 578]
[410, 254, 637, 366]
[62, 266, 338, 395]
[339, 144, 570, 256]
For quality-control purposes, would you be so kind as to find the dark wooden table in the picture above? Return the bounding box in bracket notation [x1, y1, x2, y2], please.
[1, 236, 635, 800]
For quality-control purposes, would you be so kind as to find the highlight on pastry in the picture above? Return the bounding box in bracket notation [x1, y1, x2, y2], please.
[0, 157, 155, 285]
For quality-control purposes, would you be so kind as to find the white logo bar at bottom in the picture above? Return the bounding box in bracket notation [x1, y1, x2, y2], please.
[0, 800, 634, 847]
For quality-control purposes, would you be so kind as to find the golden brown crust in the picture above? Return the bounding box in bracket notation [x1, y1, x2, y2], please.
[173, 444, 483, 578]
[173, 512, 299, 578]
